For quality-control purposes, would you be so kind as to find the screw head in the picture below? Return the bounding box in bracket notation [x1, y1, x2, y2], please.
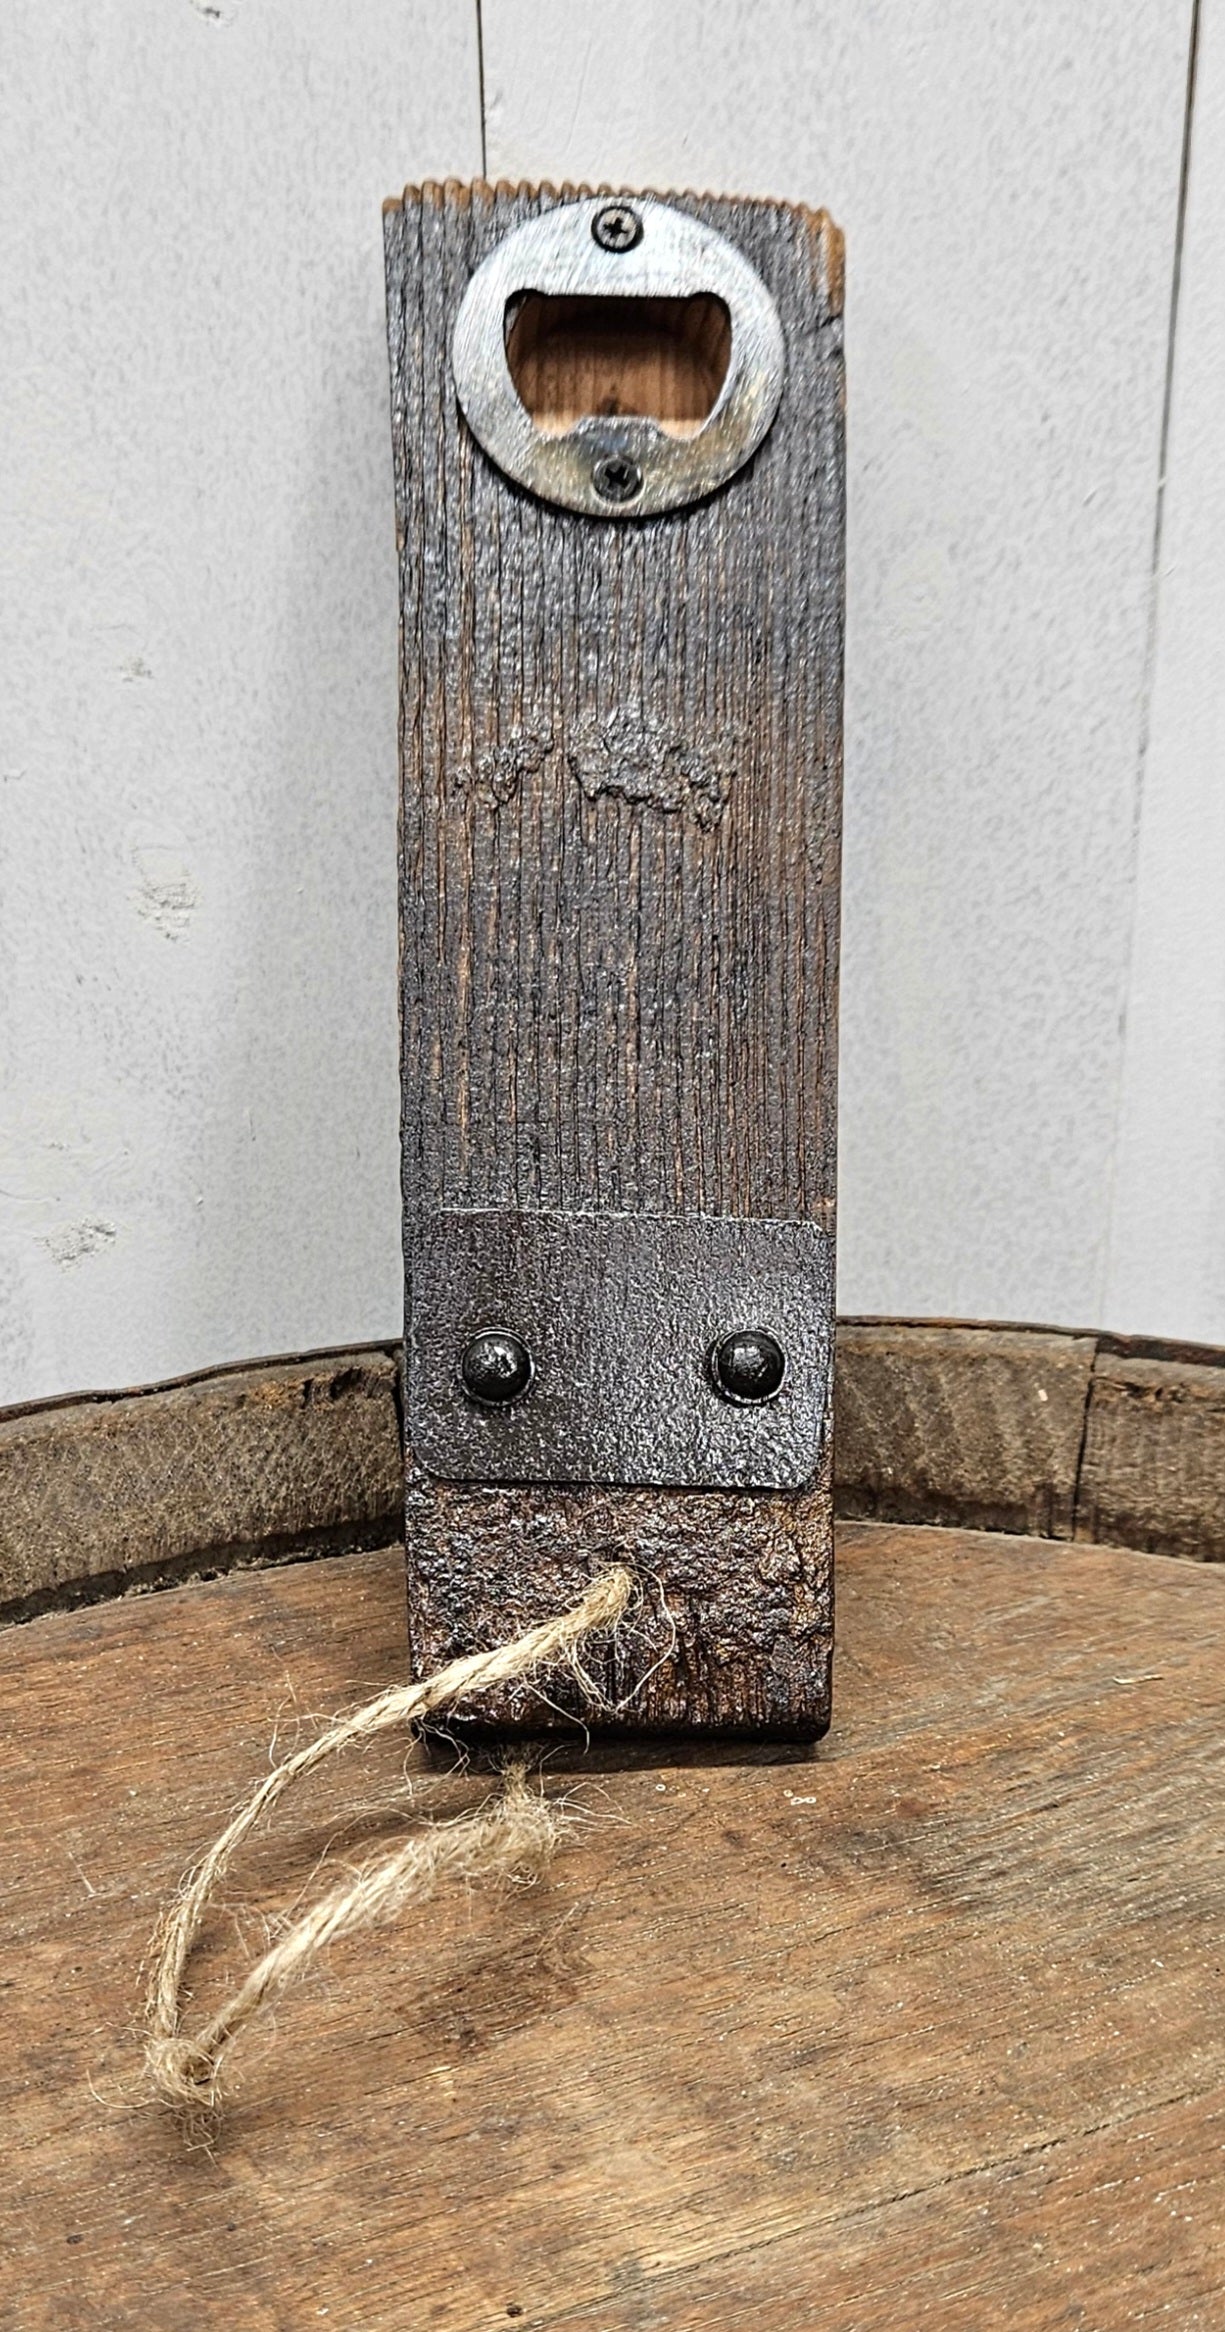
[711, 1328, 787, 1405]
[592, 452, 644, 504]
[592, 201, 643, 253]
[459, 1329, 534, 1407]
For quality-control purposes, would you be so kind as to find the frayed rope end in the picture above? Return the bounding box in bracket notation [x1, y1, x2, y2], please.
[143, 1566, 634, 2114]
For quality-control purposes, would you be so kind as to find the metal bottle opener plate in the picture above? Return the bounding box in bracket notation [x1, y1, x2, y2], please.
[450, 194, 786, 517]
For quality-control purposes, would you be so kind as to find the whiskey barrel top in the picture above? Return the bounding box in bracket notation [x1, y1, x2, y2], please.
[2, 1522, 1222, 2330]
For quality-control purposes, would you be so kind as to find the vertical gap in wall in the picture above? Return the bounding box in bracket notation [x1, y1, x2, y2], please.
[476, 0, 489, 180]
[1144, 0, 1201, 717]
[1101, 0, 1201, 1323]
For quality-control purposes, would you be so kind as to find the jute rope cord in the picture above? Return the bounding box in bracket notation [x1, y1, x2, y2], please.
[145, 1565, 633, 2111]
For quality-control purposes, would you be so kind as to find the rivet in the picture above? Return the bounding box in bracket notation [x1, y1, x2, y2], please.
[711, 1328, 787, 1405]
[592, 202, 643, 253]
[459, 1329, 534, 1407]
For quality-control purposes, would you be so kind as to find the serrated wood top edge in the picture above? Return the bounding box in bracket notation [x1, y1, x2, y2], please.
[383, 176, 842, 243]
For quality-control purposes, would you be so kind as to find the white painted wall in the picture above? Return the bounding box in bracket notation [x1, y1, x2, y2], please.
[482, 0, 1195, 1333]
[0, 0, 1218, 1404]
[1, 1, 480, 1402]
[1105, 0, 1225, 1344]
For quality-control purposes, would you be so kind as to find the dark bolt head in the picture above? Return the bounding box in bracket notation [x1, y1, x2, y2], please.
[592, 452, 644, 503]
[592, 202, 643, 253]
[459, 1329, 534, 1407]
[711, 1328, 787, 1405]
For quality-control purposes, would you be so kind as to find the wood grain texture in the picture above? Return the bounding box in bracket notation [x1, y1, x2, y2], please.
[506, 288, 732, 435]
[385, 179, 844, 1732]
[385, 178, 844, 1221]
[403, 1462, 831, 1733]
[0, 1351, 401, 1619]
[1075, 1349, 1225, 1561]
[8, 1322, 1225, 1623]
[836, 1321, 1096, 1538]
[2, 1524, 1223, 2328]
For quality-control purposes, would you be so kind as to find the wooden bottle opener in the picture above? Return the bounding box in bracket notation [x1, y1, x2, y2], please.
[383, 181, 844, 1735]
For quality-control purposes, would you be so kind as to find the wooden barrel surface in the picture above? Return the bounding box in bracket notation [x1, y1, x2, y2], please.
[2, 1520, 1222, 2329]
[6, 1320, 1225, 1625]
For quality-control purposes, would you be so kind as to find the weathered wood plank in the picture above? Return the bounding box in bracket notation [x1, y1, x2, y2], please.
[386, 178, 844, 1222]
[1, 1524, 1223, 2328]
[0, 1351, 402, 1618]
[8, 1323, 1225, 1622]
[1076, 1349, 1225, 1560]
[385, 179, 845, 1731]
[835, 1321, 1097, 1538]
[403, 1461, 832, 1734]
